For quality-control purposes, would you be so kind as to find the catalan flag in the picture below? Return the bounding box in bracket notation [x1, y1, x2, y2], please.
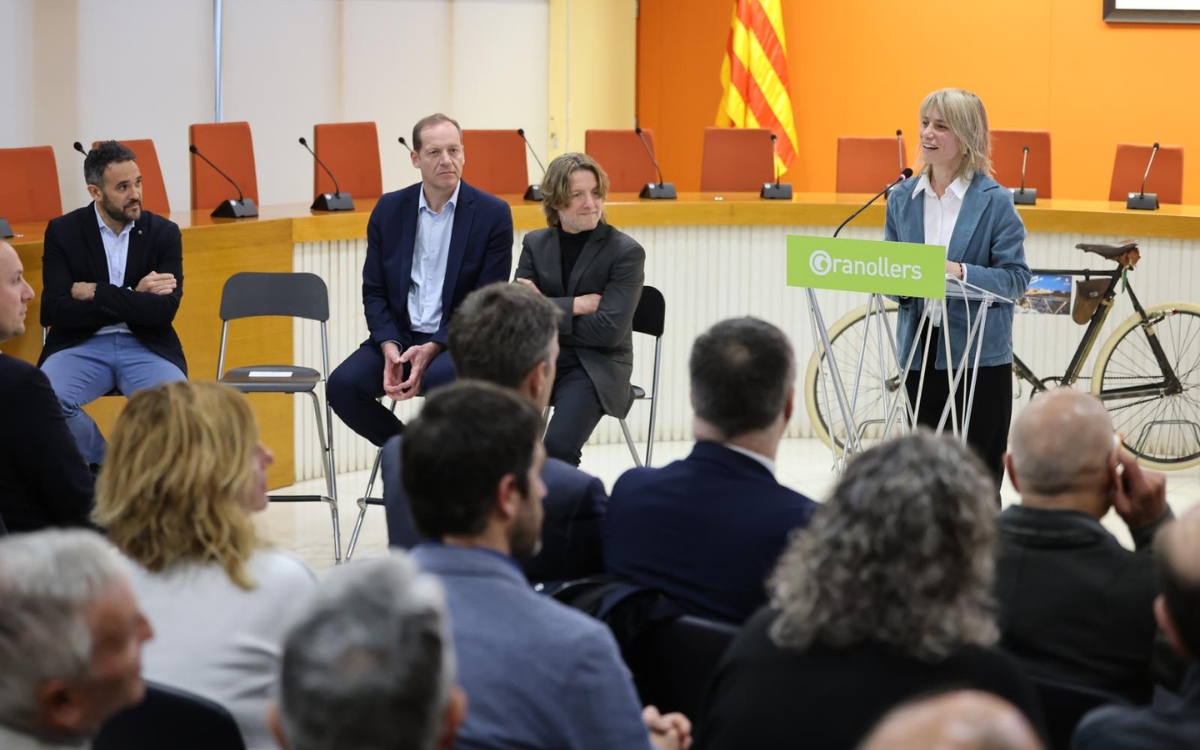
[717, 0, 799, 175]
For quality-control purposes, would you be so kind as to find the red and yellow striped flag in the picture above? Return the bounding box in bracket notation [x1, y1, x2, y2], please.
[717, 0, 799, 176]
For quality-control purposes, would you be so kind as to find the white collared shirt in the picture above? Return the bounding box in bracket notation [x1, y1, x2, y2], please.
[724, 443, 776, 477]
[911, 172, 970, 326]
[93, 202, 133, 335]
[407, 182, 461, 334]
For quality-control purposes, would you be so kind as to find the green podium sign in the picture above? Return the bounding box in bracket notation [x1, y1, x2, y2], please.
[787, 235, 946, 299]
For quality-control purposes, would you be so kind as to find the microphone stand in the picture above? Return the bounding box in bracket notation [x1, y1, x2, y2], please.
[1127, 142, 1160, 210]
[761, 133, 793, 200]
[1011, 145, 1037, 205]
[517, 128, 545, 201]
[299, 137, 354, 211]
[190, 145, 258, 218]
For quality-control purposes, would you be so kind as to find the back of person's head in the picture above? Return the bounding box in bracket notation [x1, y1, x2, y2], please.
[93, 380, 263, 589]
[859, 690, 1043, 750]
[402, 381, 544, 543]
[1007, 389, 1116, 506]
[770, 430, 998, 660]
[84, 140, 137, 188]
[1155, 506, 1200, 658]
[449, 282, 561, 391]
[273, 553, 462, 750]
[690, 317, 795, 439]
[0, 529, 150, 738]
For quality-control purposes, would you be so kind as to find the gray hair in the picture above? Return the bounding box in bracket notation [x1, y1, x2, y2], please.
[0, 530, 129, 729]
[449, 282, 562, 389]
[278, 552, 455, 750]
[770, 431, 999, 661]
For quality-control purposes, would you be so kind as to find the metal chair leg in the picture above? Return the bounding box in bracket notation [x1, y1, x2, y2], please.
[619, 418, 643, 467]
[345, 442, 386, 562]
[309, 392, 341, 563]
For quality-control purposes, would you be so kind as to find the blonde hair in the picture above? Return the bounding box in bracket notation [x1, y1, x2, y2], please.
[93, 381, 262, 589]
[541, 152, 610, 229]
[918, 88, 992, 182]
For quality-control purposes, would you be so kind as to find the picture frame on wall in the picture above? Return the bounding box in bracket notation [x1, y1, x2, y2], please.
[1104, 0, 1200, 23]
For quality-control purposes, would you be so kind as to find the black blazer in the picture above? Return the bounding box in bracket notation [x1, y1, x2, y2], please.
[515, 222, 644, 417]
[39, 204, 186, 375]
[0, 353, 94, 532]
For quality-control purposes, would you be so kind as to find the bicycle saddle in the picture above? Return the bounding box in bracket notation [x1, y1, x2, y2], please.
[1076, 241, 1138, 258]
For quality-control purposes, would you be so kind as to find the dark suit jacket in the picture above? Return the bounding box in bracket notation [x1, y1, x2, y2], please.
[604, 441, 818, 624]
[0, 353, 94, 532]
[515, 222, 644, 417]
[362, 181, 513, 349]
[1074, 664, 1200, 750]
[40, 204, 186, 374]
[995, 504, 1173, 703]
[382, 435, 607, 584]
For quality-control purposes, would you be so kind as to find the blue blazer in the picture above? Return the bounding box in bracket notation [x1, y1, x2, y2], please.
[412, 544, 653, 750]
[884, 172, 1031, 369]
[382, 435, 608, 584]
[604, 441, 818, 624]
[361, 180, 513, 348]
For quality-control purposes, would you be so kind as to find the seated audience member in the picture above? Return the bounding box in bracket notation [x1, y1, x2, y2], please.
[604, 317, 817, 624]
[694, 432, 1043, 750]
[270, 552, 466, 750]
[996, 389, 1172, 703]
[859, 691, 1044, 750]
[1072, 507, 1200, 749]
[514, 152, 645, 467]
[0, 240, 93, 533]
[0, 529, 153, 749]
[405, 383, 690, 750]
[92, 381, 317, 750]
[384, 282, 607, 583]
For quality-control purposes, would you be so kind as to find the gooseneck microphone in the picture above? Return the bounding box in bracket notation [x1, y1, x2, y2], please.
[896, 130, 904, 172]
[398, 137, 414, 155]
[298, 137, 354, 212]
[73, 141, 87, 157]
[517, 128, 545, 201]
[635, 126, 676, 200]
[761, 133, 793, 200]
[834, 168, 913, 238]
[189, 144, 258, 218]
[1011, 145, 1037, 205]
[1127, 142, 1161, 211]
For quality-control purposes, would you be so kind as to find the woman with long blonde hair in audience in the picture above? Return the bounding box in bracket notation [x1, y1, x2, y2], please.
[93, 380, 316, 750]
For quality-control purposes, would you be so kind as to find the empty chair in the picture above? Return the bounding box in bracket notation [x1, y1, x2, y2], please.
[462, 129, 530, 196]
[991, 129, 1052, 198]
[1109, 143, 1184, 204]
[95, 681, 246, 750]
[836, 136, 907, 194]
[189, 122, 259, 211]
[700, 127, 775, 192]
[313, 121, 383, 201]
[585, 129, 660, 193]
[0, 146, 62, 223]
[96, 139, 171, 215]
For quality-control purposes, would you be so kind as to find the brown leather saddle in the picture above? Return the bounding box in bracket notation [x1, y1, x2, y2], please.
[1076, 240, 1141, 269]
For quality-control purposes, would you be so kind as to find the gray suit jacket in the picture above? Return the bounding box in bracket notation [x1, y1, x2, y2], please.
[516, 222, 645, 417]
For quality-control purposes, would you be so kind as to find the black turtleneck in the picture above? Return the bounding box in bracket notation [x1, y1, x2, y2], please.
[559, 227, 592, 291]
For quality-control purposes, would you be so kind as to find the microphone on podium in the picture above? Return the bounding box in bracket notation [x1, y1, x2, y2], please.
[761, 133, 793, 200]
[517, 128, 545, 202]
[298, 137, 354, 212]
[398, 137, 414, 155]
[635, 127, 676, 200]
[1010, 145, 1037, 205]
[834, 168, 913, 238]
[1127, 142, 1160, 211]
[189, 145, 258, 218]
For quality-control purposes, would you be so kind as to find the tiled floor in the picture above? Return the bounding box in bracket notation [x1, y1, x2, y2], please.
[256, 438, 1200, 575]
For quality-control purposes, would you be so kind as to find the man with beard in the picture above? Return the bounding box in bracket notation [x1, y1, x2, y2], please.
[40, 140, 186, 466]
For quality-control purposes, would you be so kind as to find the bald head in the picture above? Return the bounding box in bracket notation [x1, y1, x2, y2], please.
[1156, 506, 1200, 657]
[859, 691, 1043, 750]
[1008, 389, 1115, 501]
[0, 241, 35, 344]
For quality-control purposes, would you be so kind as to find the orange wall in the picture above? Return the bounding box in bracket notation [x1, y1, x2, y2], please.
[638, 0, 1200, 201]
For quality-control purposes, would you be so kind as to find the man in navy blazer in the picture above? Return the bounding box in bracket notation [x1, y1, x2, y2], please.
[328, 113, 514, 446]
[605, 318, 818, 624]
[384, 283, 607, 584]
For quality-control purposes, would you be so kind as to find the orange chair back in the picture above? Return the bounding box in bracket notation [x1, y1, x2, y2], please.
[1109, 143, 1184, 204]
[836, 136, 907, 194]
[93, 139, 170, 215]
[189, 122, 259, 211]
[990, 130, 1052, 199]
[462, 130, 530, 196]
[700, 127, 774, 192]
[0, 146, 62, 223]
[585, 129, 659, 194]
[313, 122, 383, 201]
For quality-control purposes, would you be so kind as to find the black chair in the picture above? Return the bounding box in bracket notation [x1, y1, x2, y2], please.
[94, 681, 245, 750]
[217, 272, 341, 561]
[1029, 674, 1128, 750]
[344, 398, 398, 561]
[624, 615, 739, 720]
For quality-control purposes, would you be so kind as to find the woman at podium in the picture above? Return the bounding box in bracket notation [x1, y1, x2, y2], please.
[884, 88, 1031, 491]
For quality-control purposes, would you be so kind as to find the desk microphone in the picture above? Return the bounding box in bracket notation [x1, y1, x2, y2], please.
[834, 168, 913, 238]
[635, 127, 676, 200]
[517, 128, 545, 201]
[761, 133, 793, 200]
[1011, 145, 1037, 205]
[73, 142, 87, 157]
[298, 137, 353, 212]
[896, 129, 904, 172]
[1127, 142, 1160, 211]
[398, 137, 414, 155]
[189, 144, 258, 218]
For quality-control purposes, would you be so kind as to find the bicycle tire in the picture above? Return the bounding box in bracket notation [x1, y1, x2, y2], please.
[1091, 302, 1200, 470]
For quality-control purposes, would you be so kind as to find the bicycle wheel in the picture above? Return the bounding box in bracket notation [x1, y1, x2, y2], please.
[804, 301, 906, 454]
[1091, 302, 1200, 470]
